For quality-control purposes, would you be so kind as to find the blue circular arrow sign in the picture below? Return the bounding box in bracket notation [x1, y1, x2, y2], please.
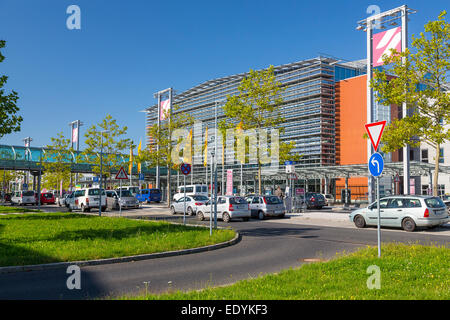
[368, 152, 384, 177]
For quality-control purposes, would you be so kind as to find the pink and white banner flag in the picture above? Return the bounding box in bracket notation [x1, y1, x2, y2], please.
[72, 127, 78, 143]
[372, 27, 402, 67]
[160, 98, 171, 121]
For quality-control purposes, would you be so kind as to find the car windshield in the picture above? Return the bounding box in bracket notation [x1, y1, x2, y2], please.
[23, 191, 34, 197]
[230, 197, 247, 204]
[43, 193, 52, 198]
[192, 195, 209, 201]
[150, 189, 160, 194]
[425, 197, 445, 208]
[118, 190, 132, 197]
[128, 187, 139, 194]
[264, 196, 283, 204]
[88, 189, 106, 196]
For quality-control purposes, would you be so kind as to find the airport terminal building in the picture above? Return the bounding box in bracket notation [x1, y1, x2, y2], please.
[144, 56, 449, 200]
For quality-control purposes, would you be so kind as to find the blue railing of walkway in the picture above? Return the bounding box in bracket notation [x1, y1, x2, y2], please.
[0, 144, 171, 175]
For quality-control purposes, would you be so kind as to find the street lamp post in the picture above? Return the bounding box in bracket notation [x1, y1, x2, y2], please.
[99, 130, 109, 216]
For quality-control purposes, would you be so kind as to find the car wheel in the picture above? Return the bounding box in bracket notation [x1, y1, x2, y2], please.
[222, 212, 231, 223]
[242, 217, 250, 222]
[279, 214, 285, 219]
[101, 206, 107, 212]
[81, 204, 86, 212]
[187, 207, 194, 216]
[354, 215, 366, 228]
[402, 217, 416, 232]
[258, 210, 265, 220]
[197, 211, 204, 221]
[170, 206, 176, 215]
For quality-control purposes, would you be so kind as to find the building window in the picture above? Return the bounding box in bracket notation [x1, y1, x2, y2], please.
[421, 149, 428, 163]
[439, 148, 444, 163]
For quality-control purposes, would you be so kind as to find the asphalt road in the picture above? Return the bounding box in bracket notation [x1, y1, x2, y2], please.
[0, 217, 448, 300]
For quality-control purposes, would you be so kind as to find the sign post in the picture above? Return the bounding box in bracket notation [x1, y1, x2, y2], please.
[115, 167, 128, 217]
[365, 121, 386, 258]
[180, 163, 191, 225]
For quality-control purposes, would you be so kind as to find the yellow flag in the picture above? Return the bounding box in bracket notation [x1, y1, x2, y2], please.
[129, 146, 133, 175]
[137, 140, 142, 173]
[183, 129, 193, 164]
[203, 127, 208, 167]
[236, 122, 244, 164]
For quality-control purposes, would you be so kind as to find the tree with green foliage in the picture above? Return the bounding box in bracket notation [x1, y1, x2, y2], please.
[371, 11, 450, 196]
[40, 132, 74, 193]
[144, 105, 193, 207]
[0, 40, 23, 138]
[222, 65, 302, 194]
[83, 115, 133, 188]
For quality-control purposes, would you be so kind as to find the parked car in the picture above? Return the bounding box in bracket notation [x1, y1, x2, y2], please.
[322, 194, 334, 206]
[349, 195, 450, 232]
[68, 188, 106, 212]
[303, 192, 326, 209]
[173, 185, 208, 201]
[106, 190, 139, 210]
[135, 188, 161, 203]
[2, 192, 12, 202]
[11, 190, 36, 206]
[170, 195, 210, 216]
[38, 192, 56, 205]
[245, 195, 286, 220]
[57, 193, 71, 207]
[116, 186, 140, 196]
[196, 196, 250, 223]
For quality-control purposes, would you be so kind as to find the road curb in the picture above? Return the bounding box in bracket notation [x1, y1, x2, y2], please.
[0, 225, 241, 275]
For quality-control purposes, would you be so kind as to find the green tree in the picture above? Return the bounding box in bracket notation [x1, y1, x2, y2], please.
[0, 40, 23, 138]
[144, 105, 193, 207]
[83, 115, 132, 188]
[371, 11, 450, 196]
[40, 132, 74, 193]
[222, 65, 301, 194]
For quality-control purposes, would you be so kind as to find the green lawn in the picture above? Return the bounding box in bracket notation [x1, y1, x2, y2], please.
[0, 212, 235, 267]
[0, 205, 39, 214]
[122, 243, 450, 300]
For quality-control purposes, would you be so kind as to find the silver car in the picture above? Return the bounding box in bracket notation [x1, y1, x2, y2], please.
[170, 195, 210, 216]
[349, 195, 450, 232]
[11, 190, 36, 206]
[246, 195, 286, 220]
[106, 190, 139, 210]
[196, 196, 250, 223]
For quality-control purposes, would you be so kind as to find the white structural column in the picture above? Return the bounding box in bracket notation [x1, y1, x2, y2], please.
[401, 5, 410, 195]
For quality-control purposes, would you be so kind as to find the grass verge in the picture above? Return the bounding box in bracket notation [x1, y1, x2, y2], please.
[0, 212, 236, 267]
[120, 243, 449, 300]
[0, 205, 39, 214]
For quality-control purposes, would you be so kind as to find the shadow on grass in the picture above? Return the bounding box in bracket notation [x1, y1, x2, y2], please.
[47, 223, 211, 242]
[0, 213, 95, 221]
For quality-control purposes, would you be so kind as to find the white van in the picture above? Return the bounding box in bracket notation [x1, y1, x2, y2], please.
[68, 188, 106, 212]
[174, 185, 208, 201]
[11, 190, 36, 206]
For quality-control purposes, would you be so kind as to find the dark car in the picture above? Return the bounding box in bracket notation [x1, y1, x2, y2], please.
[303, 192, 326, 209]
[3, 193, 12, 202]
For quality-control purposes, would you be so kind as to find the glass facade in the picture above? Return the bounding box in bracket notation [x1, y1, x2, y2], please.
[146, 57, 366, 182]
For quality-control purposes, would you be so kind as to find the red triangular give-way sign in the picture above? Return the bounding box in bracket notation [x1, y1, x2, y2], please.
[365, 120, 387, 151]
[115, 167, 128, 180]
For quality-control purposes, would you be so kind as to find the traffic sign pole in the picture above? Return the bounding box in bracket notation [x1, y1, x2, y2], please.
[183, 174, 186, 225]
[377, 176, 381, 258]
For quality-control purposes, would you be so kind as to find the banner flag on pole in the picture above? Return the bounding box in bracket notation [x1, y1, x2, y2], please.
[72, 127, 78, 143]
[372, 27, 402, 67]
[129, 146, 133, 175]
[204, 127, 208, 167]
[137, 140, 142, 173]
[183, 129, 193, 164]
[160, 98, 171, 121]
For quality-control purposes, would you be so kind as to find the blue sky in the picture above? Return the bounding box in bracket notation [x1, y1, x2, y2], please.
[0, 0, 448, 149]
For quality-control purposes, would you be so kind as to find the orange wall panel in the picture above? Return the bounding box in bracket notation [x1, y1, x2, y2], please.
[335, 75, 367, 166]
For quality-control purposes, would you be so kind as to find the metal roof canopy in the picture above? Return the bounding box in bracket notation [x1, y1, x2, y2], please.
[286, 161, 450, 180]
